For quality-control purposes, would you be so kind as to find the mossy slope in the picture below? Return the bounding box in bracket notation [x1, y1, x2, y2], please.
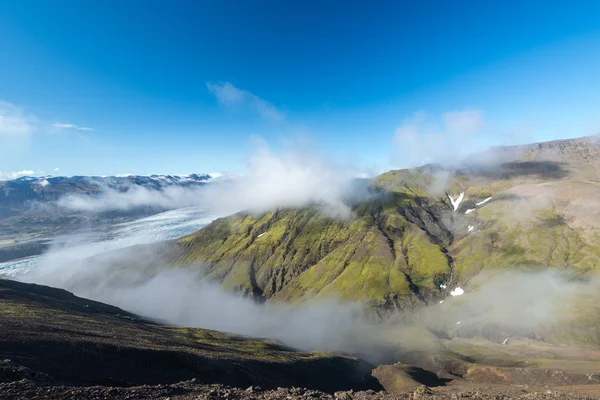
[175, 137, 600, 309]
[176, 189, 455, 308]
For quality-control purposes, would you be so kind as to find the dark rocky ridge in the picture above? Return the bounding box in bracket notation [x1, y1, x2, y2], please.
[0, 278, 379, 393]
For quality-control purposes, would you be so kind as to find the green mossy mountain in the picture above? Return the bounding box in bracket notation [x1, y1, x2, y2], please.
[174, 136, 600, 309]
[175, 192, 452, 309]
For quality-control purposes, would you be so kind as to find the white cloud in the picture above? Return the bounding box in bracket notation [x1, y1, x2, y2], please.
[207, 82, 245, 105]
[207, 82, 285, 123]
[0, 169, 35, 181]
[56, 185, 203, 212]
[12, 169, 33, 177]
[24, 244, 374, 357]
[56, 139, 369, 218]
[54, 167, 60, 172]
[443, 109, 485, 135]
[202, 139, 360, 217]
[0, 101, 35, 145]
[52, 123, 94, 131]
[393, 108, 489, 167]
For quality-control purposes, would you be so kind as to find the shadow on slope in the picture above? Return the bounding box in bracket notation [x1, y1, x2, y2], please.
[0, 279, 381, 393]
[462, 160, 569, 180]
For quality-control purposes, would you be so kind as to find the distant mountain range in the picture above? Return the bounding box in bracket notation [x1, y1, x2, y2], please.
[0, 173, 215, 218]
[0, 173, 216, 255]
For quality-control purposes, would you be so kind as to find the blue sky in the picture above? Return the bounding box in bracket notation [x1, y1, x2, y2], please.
[1, 0, 600, 178]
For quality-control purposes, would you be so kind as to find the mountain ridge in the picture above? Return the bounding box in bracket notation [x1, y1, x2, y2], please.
[172, 135, 600, 319]
[0, 173, 216, 214]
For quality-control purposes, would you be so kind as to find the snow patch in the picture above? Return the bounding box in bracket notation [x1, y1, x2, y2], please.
[38, 179, 49, 187]
[476, 197, 492, 206]
[456, 321, 461, 325]
[465, 208, 475, 214]
[440, 284, 447, 289]
[257, 233, 266, 238]
[439, 300, 444, 304]
[450, 287, 464, 296]
[448, 192, 465, 211]
[468, 225, 474, 232]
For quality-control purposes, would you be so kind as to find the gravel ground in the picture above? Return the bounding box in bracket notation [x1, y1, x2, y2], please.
[2, 380, 600, 400]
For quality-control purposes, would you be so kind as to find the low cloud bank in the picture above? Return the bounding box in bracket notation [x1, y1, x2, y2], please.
[57, 141, 371, 218]
[57, 185, 208, 213]
[23, 239, 375, 357]
[94, 270, 367, 353]
[22, 230, 600, 366]
[404, 268, 600, 345]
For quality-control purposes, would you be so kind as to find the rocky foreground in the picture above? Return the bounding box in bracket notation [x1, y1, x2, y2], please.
[2, 380, 600, 400]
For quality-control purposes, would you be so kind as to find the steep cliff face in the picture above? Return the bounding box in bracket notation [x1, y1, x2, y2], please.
[174, 136, 600, 310]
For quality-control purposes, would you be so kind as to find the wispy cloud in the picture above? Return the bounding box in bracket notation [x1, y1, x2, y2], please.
[442, 109, 485, 135]
[0, 169, 35, 181]
[207, 81, 245, 105]
[393, 108, 492, 167]
[52, 123, 94, 132]
[0, 101, 35, 137]
[1, 100, 96, 153]
[207, 82, 285, 123]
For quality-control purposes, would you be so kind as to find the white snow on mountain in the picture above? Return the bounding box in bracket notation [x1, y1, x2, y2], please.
[475, 196, 492, 206]
[448, 192, 465, 211]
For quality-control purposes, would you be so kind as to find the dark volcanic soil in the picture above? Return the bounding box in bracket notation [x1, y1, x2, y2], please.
[2, 380, 600, 400]
[0, 279, 378, 393]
